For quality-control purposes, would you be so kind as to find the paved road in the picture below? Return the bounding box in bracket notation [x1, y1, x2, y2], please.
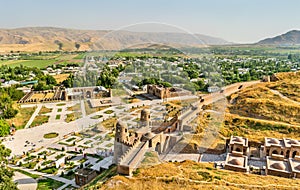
[24, 104, 42, 129]
[13, 171, 37, 190]
[10, 165, 79, 189]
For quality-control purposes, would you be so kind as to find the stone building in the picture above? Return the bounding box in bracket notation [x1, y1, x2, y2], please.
[266, 154, 291, 178]
[263, 137, 300, 158]
[224, 151, 249, 172]
[75, 168, 97, 186]
[147, 84, 191, 99]
[113, 121, 132, 164]
[65, 86, 111, 101]
[228, 136, 249, 156]
[140, 109, 150, 127]
[289, 156, 300, 178]
[113, 109, 181, 176]
[264, 138, 300, 178]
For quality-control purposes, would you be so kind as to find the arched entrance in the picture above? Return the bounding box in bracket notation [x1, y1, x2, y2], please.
[286, 150, 290, 158]
[272, 150, 279, 155]
[292, 151, 298, 158]
[155, 142, 161, 154]
[86, 91, 92, 98]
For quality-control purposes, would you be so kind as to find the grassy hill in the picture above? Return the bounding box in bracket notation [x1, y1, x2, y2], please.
[228, 72, 300, 125]
[96, 161, 300, 190]
[221, 72, 300, 141]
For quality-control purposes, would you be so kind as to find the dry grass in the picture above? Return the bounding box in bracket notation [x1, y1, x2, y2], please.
[228, 72, 300, 126]
[65, 112, 82, 123]
[140, 151, 162, 168]
[6, 104, 36, 129]
[39, 106, 52, 114]
[99, 161, 300, 190]
[84, 100, 109, 115]
[53, 74, 70, 83]
[67, 103, 81, 112]
[221, 113, 300, 142]
[31, 115, 49, 127]
[228, 85, 300, 125]
[190, 72, 300, 142]
[44, 93, 54, 99]
[31, 93, 45, 100]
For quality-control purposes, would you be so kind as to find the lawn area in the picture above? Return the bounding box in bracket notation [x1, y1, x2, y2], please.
[55, 115, 61, 120]
[65, 112, 82, 123]
[39, 106, 52, 114]
[104, 110, 114, 114]
[105, 143, 113, 148]
[84, 140, 93, 145]
[101, 117, 117, 129]
[57, 108, 62, 112]
[37, 178, 64, 190]
[67, 103, 81, 111]
[84, 100, 109, 115]
[61, 171, 75, 180]
[6, 105, 36, 130]
[91, 115, 103, 119]
[66, 137, 76, 142]
[57, 103, 66, 106]
[13, 168, 40, 179]
[38, 166, 58, 174]
[31, 115, 49, 127]
[43, 132, 59, 139]
[0, 59, 57, 68]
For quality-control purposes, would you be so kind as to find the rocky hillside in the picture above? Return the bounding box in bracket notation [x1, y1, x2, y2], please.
[0, 27, 229, 52]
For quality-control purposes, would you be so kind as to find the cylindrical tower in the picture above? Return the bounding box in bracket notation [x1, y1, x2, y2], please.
[140, 109, 150, 127]
[113, 120, 129, 164]
[115, 120, 128, 143]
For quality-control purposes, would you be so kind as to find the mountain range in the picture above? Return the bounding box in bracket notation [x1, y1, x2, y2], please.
[257, 30, 300, 45]
[0, 27, 229, 52]
[0, 27, 300, 52]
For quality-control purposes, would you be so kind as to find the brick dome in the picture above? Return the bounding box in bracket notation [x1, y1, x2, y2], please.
[229, 159, 243, 166]
[271, 162, 285, 170]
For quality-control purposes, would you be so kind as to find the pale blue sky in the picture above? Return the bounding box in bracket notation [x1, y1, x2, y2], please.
[1, 0, 300, 43]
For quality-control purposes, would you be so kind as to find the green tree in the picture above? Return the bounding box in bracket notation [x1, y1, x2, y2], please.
[0, 143, 17, 189]
[0, 120, 10, 137]
[75, 43, 80, 51]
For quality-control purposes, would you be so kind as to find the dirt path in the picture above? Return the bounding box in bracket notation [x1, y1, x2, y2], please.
[269, 89, 300, 106]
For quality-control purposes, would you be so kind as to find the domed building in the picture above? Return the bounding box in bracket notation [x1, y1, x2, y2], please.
[224, 151, 248, 172]
[228, 136, 249, 156]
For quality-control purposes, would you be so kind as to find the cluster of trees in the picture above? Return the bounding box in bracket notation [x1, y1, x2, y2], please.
[131, 77, 172, 88]
[33, 75, 57, 91]
[62, 64, 124, 88]
[0, 87, 24, 120]
[0, 142, 17, 189]
[0, 65, 38, 82]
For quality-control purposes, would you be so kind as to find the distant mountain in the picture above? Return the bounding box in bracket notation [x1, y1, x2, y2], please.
[0, 27, 230, 52]
[257, 30, 300, 45]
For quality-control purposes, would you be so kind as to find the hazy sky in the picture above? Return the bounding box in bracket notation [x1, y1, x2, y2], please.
[1, 0, 300, 43]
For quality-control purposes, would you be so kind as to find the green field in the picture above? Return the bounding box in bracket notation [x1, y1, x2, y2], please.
[0, 59, 57, 68]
